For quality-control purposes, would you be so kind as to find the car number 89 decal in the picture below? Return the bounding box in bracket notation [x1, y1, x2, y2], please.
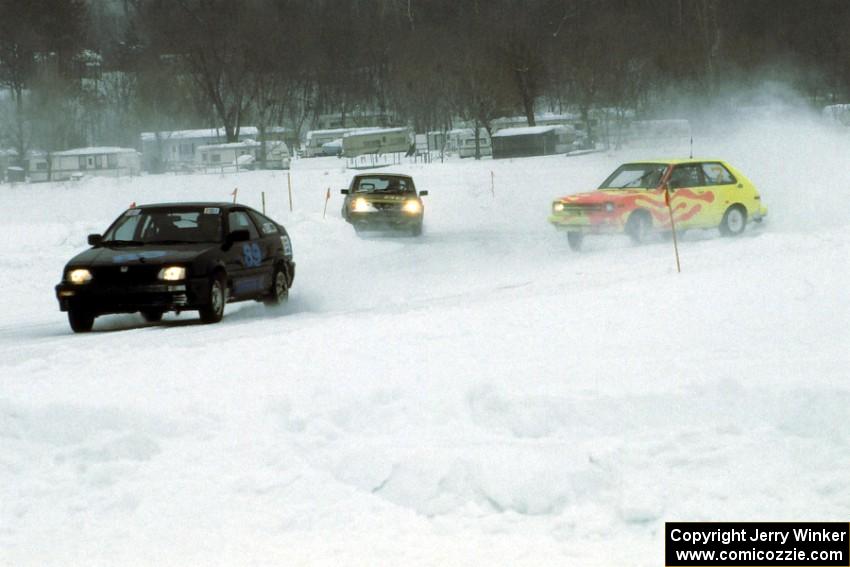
[242, 242, 263, 267]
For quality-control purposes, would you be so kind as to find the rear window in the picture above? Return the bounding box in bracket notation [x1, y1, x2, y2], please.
[701, 162, 736, 185]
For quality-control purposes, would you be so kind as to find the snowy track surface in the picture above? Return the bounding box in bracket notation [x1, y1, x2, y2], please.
[2, 120, 850, 565]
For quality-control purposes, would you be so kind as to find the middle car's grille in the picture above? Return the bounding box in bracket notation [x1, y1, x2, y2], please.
[91, 265, 162, 285]
[372, 202, 402, 211]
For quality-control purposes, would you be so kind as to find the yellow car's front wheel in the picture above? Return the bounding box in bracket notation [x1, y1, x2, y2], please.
[625, 211, 653, 244]
[567, 232, 583, 251]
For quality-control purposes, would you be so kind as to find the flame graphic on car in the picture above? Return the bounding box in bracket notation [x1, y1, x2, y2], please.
[554, 186, 715, 229]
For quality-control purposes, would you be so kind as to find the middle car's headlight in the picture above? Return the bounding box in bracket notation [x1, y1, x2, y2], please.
[158, 266, 186, 281]
[402, 200, 422, 214]
[68, 268, 92, 284]
[605, 202, 615, 212]
[553, 202, 565, 213]
[352, 198, 377, 213]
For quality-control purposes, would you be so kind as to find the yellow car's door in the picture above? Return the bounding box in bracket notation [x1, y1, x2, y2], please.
[668, 163, 716, 229]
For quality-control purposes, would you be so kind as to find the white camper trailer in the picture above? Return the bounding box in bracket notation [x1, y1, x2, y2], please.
[304, 128, 354, 157]
[197, 140, 291, 170]
[341, 127, 413, 158]
[455, 129, 492, 158]
[49, 147, 141, 181]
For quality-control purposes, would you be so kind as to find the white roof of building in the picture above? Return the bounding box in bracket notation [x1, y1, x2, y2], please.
[197, 139, 261, 151]
[307, 127, 383, 137]
[494, 112, 580, 124]
[52, 147, 139, 156]
[492, 126, 564, 137]
[307, 128, 357, 137]
[140, 127, 259, 142]
[343, 127, 408, 138]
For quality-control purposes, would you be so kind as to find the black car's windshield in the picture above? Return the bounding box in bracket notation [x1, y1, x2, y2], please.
[103, 207, 223, 244]
[599, 163, 667, 189]
[353, 176, 415, 194]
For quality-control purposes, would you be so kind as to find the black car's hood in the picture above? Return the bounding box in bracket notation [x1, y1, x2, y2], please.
[67, 243, 220, 268]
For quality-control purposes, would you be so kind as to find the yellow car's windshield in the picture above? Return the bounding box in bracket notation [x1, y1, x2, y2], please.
[599, 163, 667, 189]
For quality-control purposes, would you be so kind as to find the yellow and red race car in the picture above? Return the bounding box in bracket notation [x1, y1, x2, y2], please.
[549, 159, 767, 250]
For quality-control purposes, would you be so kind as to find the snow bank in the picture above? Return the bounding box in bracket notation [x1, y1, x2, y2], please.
[1, 111, 849, 566]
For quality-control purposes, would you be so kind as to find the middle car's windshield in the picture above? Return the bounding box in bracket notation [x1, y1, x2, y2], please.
[353, 176, 415, 194]
[599, 163, 667, 189]
[103, 208, 223, 244]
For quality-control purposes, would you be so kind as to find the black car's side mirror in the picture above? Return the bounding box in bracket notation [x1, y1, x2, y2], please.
[88, 234, 103, 246]
[225, 229, 250, 248]
[419, 190, 429, 196]
[340, 189, 349, 195]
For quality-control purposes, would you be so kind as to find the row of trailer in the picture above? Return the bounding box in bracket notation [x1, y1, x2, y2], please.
[303, 124, 586, 160]
[303, 127, 416, 158]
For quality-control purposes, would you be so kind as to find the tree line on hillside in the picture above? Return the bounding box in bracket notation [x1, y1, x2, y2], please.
[1, 0, 849, 170]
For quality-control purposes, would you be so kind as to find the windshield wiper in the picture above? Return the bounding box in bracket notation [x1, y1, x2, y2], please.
[147, 239, 191, 244]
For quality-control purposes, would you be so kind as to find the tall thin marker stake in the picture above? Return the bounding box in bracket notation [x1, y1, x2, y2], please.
[261, 191, 266, 214]
[490, 170, 495, 198]
[231, 187, 238, 204]
[287, 171, 293, 212]
[322, 187, 330, 219]
[665, 183, 682, 273]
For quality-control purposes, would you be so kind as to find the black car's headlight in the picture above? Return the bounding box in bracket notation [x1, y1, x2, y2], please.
[68, 268, 93, 284]
[158, 266, 186, 281]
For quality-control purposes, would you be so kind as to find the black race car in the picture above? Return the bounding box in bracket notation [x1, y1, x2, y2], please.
[341, 173, 428, 235]
[55, 202, 295, 332]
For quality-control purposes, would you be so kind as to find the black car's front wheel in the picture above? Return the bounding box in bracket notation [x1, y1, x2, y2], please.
[141, 309, 164, 323]
[199, 273, 226, 324]
[68, 308, 95, 333]
[264, 266, 289, 306]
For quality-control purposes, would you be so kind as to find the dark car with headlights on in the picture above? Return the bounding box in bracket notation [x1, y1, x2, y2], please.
[55, 202, 295, 332]
[341, 173, 428, 235]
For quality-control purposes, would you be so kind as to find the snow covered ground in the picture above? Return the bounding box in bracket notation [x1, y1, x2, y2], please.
[2, 115, 849, 566]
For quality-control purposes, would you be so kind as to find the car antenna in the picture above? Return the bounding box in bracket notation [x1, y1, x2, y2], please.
[689, 122, 694, 159]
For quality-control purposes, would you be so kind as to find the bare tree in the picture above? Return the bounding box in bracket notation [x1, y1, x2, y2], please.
[137, 0, 258, 142]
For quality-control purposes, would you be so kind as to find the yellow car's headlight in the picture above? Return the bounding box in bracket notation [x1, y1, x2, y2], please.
[553, 202, 565, 213]
[158, 266, 186, 281]
[402, 200, 422, 214]
[352, 198, 376, 213]
[68, 268, 92, 284]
